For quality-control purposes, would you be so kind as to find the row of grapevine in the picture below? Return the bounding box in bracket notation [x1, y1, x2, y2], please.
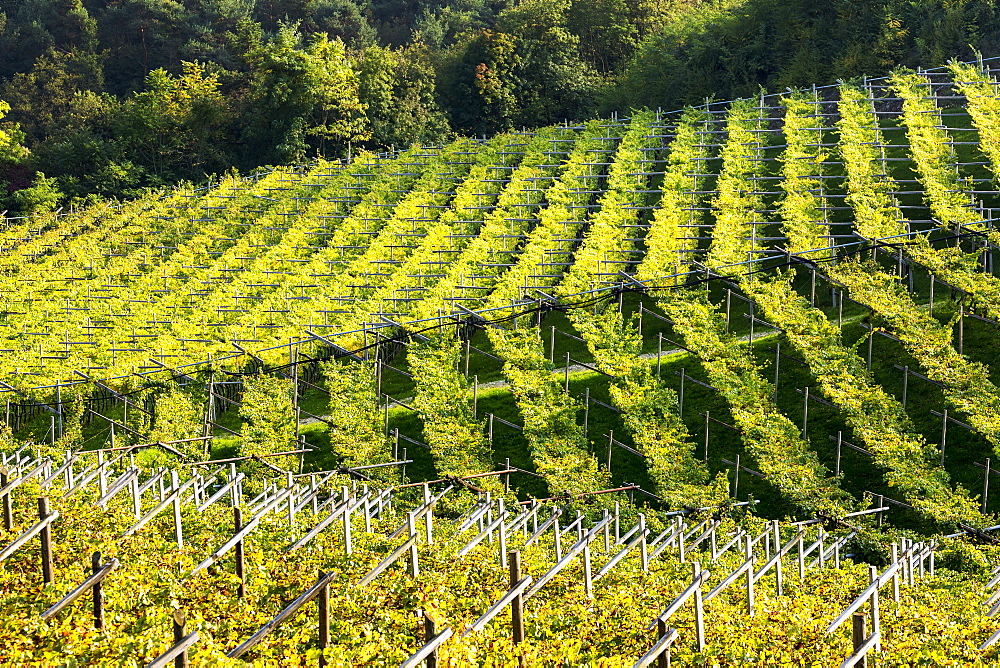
[0, 460, 985, 664]
[0, 160, 364, 387]
[482, 121, 622, 497]
[671, 99, 852, 517]
[828, 260, 1000, 457]
[746, 93, 982, 526]
[556, 111, 726, 509]
[837, 80, 1000, 323]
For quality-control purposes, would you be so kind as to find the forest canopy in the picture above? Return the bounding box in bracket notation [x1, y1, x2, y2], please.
[0, 0, 998, 212]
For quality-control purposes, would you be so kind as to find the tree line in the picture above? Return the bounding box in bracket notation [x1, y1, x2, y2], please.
[0, 0, 997, 214]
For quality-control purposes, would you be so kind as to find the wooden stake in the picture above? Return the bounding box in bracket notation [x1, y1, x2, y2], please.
[869, 565, 881, 651]
[407, 512, 419, 577]
[39, 497, 53, 584]
[745, 533, 754, 616]
[1, 469, 11, 532]
[657, 333, 662, 378]
[234, 507, 246, 599]
[564, 352, 570, 392]
[836, 431, 842, 477]
[693, 561, 705, 651]
[173, 609, 188, 668]
[773, 342, 780, 401]
[773, 520, 783, 596]
[639, 514, 648, 572]
[902, 366, 909, 408]
[725, 289, 731, 332]
[171, 470, 183, 548]
[984, 458, 991, 514]
[509, 550, 524, 645]
[891, 544, 900, 603]
[703, 412, 710, 463]
[98, 450, 107, 498]
[606, 431, 613, 473]
[732, 454, 740, 499]
[802, 387, 809, 438]
[852, 612, 868, 668]
[797, 532, 805, 579]
[678, 368, 686, 416]
[866, 330, 873, 371]
[958, 302, 964, 355]
[230, 463, 239, 508]
[318, 571, 330, 667]
[423, 483, 433, 545]
[423, 610, 438, 668]
[343, 486, 353, 555]
[657, 619, 670, 668]
[92, 551, 105, 628]
[941, 409, 948, 467]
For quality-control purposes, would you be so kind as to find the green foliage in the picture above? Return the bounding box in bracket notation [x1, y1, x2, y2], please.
[320, 359, 393, 472]
[476, 121, 614, 498]
[3, 0, 1000, 207]
[937, 539, 991, 575]
[116, 63, 232, 181]
[356, 44, 450, 150]
[759, 92, 981, 528]
[779, 92, 830, 259]
[241, 25, 368, 164]
[662, 293, 852, 518]
[557, 111, 725, 509]
[572, 309, 728, 508]
[635, 106, 711, 284]
[0, 99, 28, 164]
[1, 474, 997, 665]
[891, 69, 981, 229]
[0, 48, 104, 142]
[438, 0, 600, 134]
[608, 0, 1000, 113]
[829, 261, 1000, 461]
[149, 386, 205, 458]
[409, 338, 496, 483]
[707, 97, 765, 273]
[678, 97, 853, 518]
[952, 60, 1000, 184]
[9, 171, 62, 214]
[0, 0, 98, 80]
[491, 328, 608, 497]
[238, 374, 296, 469]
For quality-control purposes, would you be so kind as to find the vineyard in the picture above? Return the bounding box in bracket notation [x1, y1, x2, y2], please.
[7, 59, 1000, 665]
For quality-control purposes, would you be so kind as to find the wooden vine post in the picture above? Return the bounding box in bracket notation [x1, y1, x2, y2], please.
[234, 507, 246, 599]
[509, 550, 525, 645]
[1, 468, 11, 531]
[318, 570, 330, 667]
[93, 551, 105, 628]
[421, 610, 439, 668]
[173, 609, 189, 668]
[39, 497, 53, 584]
[852, 612, 868, 668]
[40, 550, 118, 628]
